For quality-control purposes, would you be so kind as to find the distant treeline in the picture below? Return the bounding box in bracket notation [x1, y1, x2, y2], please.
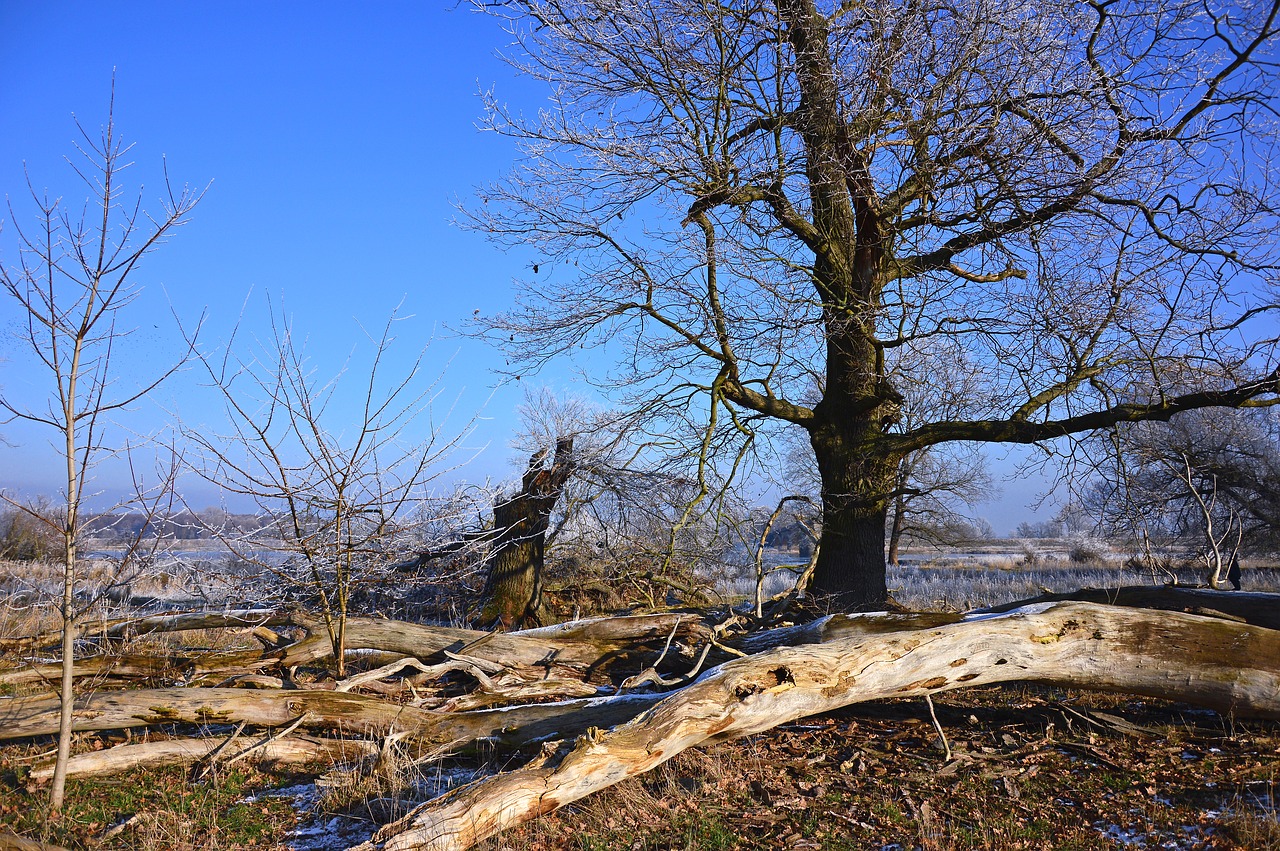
[81, 510, 271, 540]
[0, 507, 274, 560]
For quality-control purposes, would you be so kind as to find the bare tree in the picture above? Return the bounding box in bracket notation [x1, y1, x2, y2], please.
[0, 96, 201, 809]
[880, 340, 994, 564]
[182, 303, 470, 676]
[1086, 406, 1280, 584]
[469, 0, 1280, 609]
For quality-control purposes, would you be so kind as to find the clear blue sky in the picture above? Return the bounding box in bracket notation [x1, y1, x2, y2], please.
[0, 1, 1053, 532]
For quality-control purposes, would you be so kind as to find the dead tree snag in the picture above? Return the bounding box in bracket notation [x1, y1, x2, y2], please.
[480, 437, 575, 628]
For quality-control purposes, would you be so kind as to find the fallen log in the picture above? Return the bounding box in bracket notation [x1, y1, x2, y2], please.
[0, 685, 666, 753]
[359, 602, 1280, 851]
[734, 610, 963, 654]
[0, 611, 711, 688]
[25, 733, 380, 782]
[0, 608, 288, 653]
[0, 834, 71, 851]
[975, 586, 1280, 630]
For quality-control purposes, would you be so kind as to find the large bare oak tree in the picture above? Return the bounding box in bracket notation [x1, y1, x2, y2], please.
[470, 0, 1280, 608]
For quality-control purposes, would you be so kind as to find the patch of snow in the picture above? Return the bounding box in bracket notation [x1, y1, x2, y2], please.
[243, 768, 496, 851]
[288, 814, 377, 851]
[244, 783, 375, 851]
[1096, 823, 1146, 846]
[1093, 821, 1224, 850]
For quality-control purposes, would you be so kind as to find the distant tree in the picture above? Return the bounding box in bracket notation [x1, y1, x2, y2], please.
[781, 340, 995, 566]
[1086, 407, 1280, 582]
[1015, 520, 1062, 540]
[0, 499, 63, 562]
[884, 342, 994, 563]
[0, 97, 200, 809]
[471, 0, 1280, 608]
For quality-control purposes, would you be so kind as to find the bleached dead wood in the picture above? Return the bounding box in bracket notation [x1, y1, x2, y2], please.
[0, 611, 710, 688]
[359, 602, 1280, 851]
[0, 609, 287, 653]
[0, 685, 666, 752]
[975, 586, 1280, 630]
[733, 611, 963, 654]
[25, 734, 380, 782]
[0, 834, 72, 851]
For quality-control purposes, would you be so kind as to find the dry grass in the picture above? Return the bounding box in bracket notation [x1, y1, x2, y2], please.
[0, 737, 300, 850]
[316, 739, 492, 827]
[475, 691, 1280, 851]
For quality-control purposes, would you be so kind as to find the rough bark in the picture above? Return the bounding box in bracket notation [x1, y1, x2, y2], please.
[360, 602, 1280, 851]
[805, 432, 899, 609]
[481, 437, 575, 628]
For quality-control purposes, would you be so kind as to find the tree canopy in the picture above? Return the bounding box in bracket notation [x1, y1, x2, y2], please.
[473, 0, 1280, 607]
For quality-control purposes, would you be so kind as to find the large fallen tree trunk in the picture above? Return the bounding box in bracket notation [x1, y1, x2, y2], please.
[0, 834, 71, 851]
[359, 602, 1280, 851]
[25, 733, 381, 782]
[0, 608, 288, 653]
[975, 586, 1280, 630]
[0, 686, 668, 750]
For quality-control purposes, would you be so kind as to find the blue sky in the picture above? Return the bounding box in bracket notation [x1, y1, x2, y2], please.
[0, 1, 1053, 532]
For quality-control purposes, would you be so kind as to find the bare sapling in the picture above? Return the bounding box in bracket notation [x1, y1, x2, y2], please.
[182, 301, 472, 676]
[0, 91, 202, 810]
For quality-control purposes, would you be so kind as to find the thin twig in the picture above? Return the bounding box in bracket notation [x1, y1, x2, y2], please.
[221, 714, 309, 770]
[190, 720, 247, 781]
[925, 694, 952, 762]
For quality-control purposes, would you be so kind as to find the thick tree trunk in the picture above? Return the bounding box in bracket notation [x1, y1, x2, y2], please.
[806, 420, 900, 610]
[481, 437, 574, 628]
[777, 0, 903, 612]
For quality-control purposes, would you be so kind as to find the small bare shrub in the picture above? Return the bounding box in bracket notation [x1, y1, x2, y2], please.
[1017, 541, 1041, 566]
[1067, 537, 1110, 566]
